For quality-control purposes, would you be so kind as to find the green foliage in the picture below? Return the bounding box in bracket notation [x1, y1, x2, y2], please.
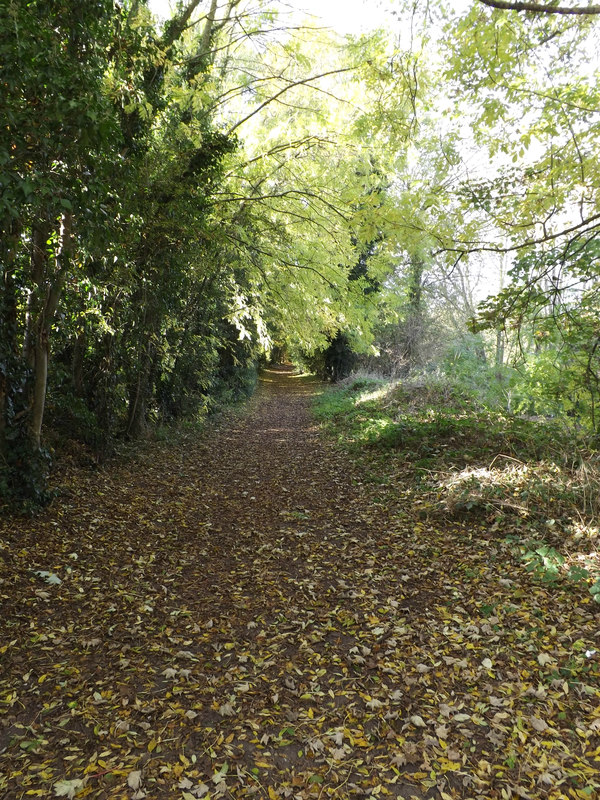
[45, 385, 105, 452]
[316, 368, 600, 605]
[441, 2, 600, 435]
[0, 0, 119, 220]
[439, 333, 511, 406]
[0, 319, 52, 507]
[516, 543, 600, 603]
[0, 436, 53, 511]
[318, 374, 566, 464]
[472, 241, 600, 429]
[3, 0, 600, 505]
[302, 333, 358, 382]
[315, 369, 595, 500]
[522, 544, 566, 586]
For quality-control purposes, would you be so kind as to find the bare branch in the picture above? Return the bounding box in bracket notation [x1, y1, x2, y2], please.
[199, 0, 219, 54]
[208, 189, 351, 222]
[479, 0, 600, 15]
[223, 135, 334, 174]
[435, 211, 600, 256]
[226, 67, 355, 135]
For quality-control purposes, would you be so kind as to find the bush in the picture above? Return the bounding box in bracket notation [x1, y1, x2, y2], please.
[0, 437, 53, 511]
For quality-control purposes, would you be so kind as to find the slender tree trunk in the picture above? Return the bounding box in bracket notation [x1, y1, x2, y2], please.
[94, 331, 117, 452]
[200, 0, 219, 54]
[27, 213, 74, 449]
[23, 221, 50, 366]
[126, 284, 160, 439]
[0, 218, 22, 461]
[30, 332, 49, 450]
[495, 329, 504, 369]
[404, 256, 424, 370]
[72, 326, 87, 396]
[495, 251, 506, 380]
[126, 336, 156, 438]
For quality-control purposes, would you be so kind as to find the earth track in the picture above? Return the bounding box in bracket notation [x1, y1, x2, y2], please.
[1, 367, 599, 799]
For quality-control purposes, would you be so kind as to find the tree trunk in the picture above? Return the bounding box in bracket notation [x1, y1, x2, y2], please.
[200, 0, 219, 54]
[30, 332, 49, 450]
[23, 221, 50, 367]
[72, 326, 87, 396]
[495, 328, 504, 368]
[27, 213, 74, 449]
[0, 218, 22, 461]
[495, 253, 506, 375]
[404, 256, 425, 370]
[126, 287, 160, 439]
[126, 336, 156, 438]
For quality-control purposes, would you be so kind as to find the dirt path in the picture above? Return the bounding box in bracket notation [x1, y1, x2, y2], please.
[1, 368, 599, 799]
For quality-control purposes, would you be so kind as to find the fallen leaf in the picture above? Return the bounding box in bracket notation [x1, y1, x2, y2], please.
[530, 716, 548, 732]
[537, 653, 555, 666]
[127, 771, 142, 790]
[53, 779, 85, 799]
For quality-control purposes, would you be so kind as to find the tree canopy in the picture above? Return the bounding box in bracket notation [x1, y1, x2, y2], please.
[2, 0, 600, 502]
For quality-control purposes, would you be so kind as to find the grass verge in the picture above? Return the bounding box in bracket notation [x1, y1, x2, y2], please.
[314, 373, 600, 601]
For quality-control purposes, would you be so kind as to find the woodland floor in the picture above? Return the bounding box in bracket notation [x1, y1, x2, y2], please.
[1, 367, 599, 800]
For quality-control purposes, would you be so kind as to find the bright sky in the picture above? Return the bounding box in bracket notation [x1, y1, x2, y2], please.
[281, 0, 390, 34]
[147, 0, 390, 34]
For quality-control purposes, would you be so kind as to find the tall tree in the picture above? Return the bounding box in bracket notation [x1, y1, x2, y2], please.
[0, 0, 119, 498]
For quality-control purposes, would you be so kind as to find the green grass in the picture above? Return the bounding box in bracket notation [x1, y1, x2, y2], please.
[314, 373, 600, 601]
[314, 375, 575, 466]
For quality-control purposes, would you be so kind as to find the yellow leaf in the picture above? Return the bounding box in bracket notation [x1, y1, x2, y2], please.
[440, 759, 461, 771]
[268, 788, 279, 799]
[148, 739, 157, 752]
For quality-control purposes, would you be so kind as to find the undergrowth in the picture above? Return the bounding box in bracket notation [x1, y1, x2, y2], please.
[315, 372, 600, 601]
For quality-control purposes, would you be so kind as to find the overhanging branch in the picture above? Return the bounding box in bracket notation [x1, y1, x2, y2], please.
[435, 211, 600, 256]
[479, 0, 600, 14]
[226, 67, 355, 135]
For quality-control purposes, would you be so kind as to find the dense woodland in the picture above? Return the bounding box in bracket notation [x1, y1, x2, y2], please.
[2, 0, 600, 505]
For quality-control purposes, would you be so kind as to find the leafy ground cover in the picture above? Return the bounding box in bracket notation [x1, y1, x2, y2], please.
[1, 368, 599, 800]
[315, 374, 600, 590]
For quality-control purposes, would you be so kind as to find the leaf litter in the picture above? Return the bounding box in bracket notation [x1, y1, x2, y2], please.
[1, 368, 599, 799]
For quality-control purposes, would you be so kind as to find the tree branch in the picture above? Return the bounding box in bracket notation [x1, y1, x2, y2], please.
[436, 211, 600, 256]
[222, 135, 334, 175]
[226, 67, 355, 135]
[222, 231, 340, 288]
[209, 189, 351, 221]
[479, 0, 600, 14]
[161, 0, 204, 48]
